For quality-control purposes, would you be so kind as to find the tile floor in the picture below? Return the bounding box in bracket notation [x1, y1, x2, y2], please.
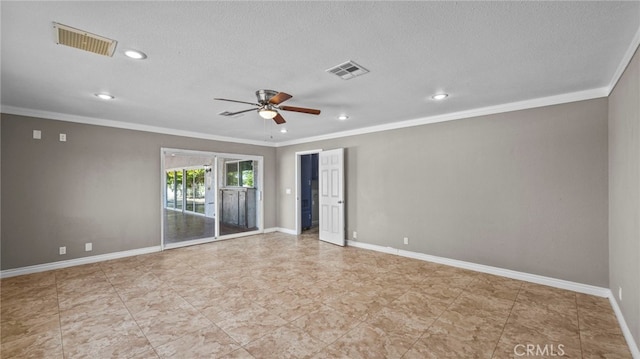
[0, 233, 632, 358]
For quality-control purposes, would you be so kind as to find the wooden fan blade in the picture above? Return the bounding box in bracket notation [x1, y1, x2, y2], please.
[219, 108, 256, 116]
[268, 92, 292, 105]
[273, 113, 286, 124]
[280, 106, 321, 115]
[214, 98, 260, 106]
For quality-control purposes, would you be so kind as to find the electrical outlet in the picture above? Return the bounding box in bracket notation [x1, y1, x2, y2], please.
[59, 246, 66, 255]
[85, 243, 92, 252]
[404, 237, 409, 245]
[33, 130, 42, 139]
[59, 133, 67, 142]
[619, 287, 622, 301]
[353, 231, 357, 239]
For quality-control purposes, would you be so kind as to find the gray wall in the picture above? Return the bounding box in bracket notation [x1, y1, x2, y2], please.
[609, 46, 640, 347]
[277, 98, 609, 287]
[1, 114, 277, 270]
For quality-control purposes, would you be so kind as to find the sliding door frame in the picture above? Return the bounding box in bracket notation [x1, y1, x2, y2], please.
[160, 148, 264, 250]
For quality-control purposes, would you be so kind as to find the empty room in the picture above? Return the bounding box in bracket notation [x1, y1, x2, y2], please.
[1, 1, 639, 358]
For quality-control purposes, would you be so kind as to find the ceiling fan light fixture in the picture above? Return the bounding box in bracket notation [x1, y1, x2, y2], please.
[259, 108, 278, 119]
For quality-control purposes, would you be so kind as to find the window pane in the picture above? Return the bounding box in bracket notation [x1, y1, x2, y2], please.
[191, 169, 206, 214]
[240, 160, 254, 187]
[186, 169, 195, 212]
[165, 171, 176, 208]
[226, 162, 239, 186]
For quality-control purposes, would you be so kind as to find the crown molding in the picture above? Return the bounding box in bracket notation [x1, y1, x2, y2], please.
[2, 85, 609, 149]
[274, 87, 608, 147]
[0, 105, 277, 147]
[607, 25, 640, 95]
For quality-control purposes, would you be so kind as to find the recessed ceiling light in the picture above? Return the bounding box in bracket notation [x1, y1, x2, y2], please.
[280, 128, 288, 133]
[337, 114, 349, 120]
[431, 93, 449, 100]
[124, 49, 147, 60]
[95, 93, 114, 100]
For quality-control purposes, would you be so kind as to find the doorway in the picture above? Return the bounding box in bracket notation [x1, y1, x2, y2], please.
[161, 148, 264, 249]
[295, 148, 345, 245]
[295, 149, 321, 235]
[300, 153, 319, 234]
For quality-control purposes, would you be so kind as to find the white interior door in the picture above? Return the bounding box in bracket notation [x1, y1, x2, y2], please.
[319, 148, 345, 246]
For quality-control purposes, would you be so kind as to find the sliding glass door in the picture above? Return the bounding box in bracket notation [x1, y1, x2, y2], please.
[161, 148, 264, 249]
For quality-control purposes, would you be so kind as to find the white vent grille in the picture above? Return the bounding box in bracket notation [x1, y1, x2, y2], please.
[326, 60, 369, 80]
[53, 22, 117, 57]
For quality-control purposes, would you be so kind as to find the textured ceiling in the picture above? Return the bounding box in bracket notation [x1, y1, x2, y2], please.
[1, 1, 639, 145]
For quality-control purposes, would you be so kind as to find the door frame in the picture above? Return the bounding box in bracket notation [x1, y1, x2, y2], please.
[294, 149, 323, 235]
[161, 147, 264, 250]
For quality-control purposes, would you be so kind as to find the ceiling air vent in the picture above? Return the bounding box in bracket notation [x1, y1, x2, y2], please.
[53, 22, 117, 57]
[326, 60, 369, 80]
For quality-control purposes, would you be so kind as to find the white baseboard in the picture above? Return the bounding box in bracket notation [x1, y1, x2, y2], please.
[0, 246, 162, 279]
[347, 240, 640, 357]
[347, 240, 609, 297]
[276, 227, 298, 235]
[263, 227, 279, 233]
[609, 296, 640, 359]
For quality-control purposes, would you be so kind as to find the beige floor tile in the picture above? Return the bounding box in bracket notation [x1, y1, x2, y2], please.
[516, 282, 577, 314]
[244, 324, 326, 359]
[404, 331, 496, 359]
[388, 289, 452, 319]
[580, 329, 633, 358]
[219, 348, 256, 358]
[58, 289, 123, 315]
[494, 315, 582, 359]
[404, 309, 504, 359]
[410, 281, 464, 303]
[292, 305, 362, 344]
[213, 303, 288, 345]
[0, 272, 56, 300]
[191, 287, 258, 323]
[323, 322, 415, 359]
[422, 274, 475, 289]
[54, 263, 104, 281]
[0, 325, 63, 359]
[1, 314, 60, 344]
[448, 291, 514, 319]
[131, 300, 213, 348]
[0, 290, 59, 323]
[577, 293, 623, 336]
[507, 302, 580, 340]
[154, 324, 241, 358]
[257, 289, 322, 322]
[466, 275, 522, 302]
[324, 290, 389, 321]
[61, 310, 153, 359]
[119, 285, 185, 315]
[128, 347, 161, 359]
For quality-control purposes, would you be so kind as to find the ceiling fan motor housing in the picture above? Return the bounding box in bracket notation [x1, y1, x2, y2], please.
[256, 89, 278, 104]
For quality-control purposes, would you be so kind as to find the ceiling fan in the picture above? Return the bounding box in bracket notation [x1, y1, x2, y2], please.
[214, 90, 321, 125]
